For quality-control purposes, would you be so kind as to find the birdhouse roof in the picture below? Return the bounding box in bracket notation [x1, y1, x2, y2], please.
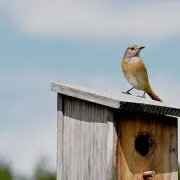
[51, 82, 180, 117]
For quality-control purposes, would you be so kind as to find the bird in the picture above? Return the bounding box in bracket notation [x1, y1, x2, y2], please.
[121, 45, 162, 102]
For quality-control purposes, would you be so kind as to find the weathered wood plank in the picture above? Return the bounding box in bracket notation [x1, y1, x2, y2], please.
[57, 93, 64, 180]
[51, 82, 180, 117]
[107, 117, 118, 180]
[57, 96, 114, 180]
[114, 111, 178, 180]
[52, 82, 120, 109]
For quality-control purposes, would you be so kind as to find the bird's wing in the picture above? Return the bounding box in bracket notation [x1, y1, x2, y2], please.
[144, 64, 148, 75]
[135, 58, 150, 83]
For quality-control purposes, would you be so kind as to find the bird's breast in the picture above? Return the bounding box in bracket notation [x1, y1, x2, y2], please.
[121, 57, 149, 90]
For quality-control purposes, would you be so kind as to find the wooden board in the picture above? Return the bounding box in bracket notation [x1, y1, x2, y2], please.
[57, 95, 114, 180]
[114, 111, 178, 180]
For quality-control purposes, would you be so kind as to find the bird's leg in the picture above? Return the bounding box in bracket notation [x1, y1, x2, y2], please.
[137, 92, 146, 98]
[122, 87, 134, 95]
[142, 92, 146, 98]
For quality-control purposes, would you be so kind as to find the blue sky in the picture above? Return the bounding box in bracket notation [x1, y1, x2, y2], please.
[0, 0, 180, 176]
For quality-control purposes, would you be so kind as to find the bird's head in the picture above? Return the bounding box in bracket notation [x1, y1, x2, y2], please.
[123, 45, 145, 58]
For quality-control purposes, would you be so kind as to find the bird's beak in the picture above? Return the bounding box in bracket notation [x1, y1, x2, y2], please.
[139, 46, 145, 50]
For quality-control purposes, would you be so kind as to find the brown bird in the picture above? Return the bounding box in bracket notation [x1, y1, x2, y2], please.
[121, 45, 162, 102]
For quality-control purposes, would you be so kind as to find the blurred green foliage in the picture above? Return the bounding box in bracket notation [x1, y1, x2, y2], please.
[0, 164, 13, 180]
[34, 157, 56, 180]
[0, 156, 56, 180]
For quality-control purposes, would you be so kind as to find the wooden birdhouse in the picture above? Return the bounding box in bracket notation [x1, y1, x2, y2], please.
[51, 82, 179, 180]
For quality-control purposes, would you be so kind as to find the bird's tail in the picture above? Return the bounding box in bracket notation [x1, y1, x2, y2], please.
[147, 88, 162, 102]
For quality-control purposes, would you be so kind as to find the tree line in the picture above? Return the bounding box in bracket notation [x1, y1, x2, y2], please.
[0, 157, 56, 180]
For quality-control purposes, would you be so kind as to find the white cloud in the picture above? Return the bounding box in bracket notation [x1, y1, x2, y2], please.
[0, 68, 180, 177]
[1, 0, 180, 39]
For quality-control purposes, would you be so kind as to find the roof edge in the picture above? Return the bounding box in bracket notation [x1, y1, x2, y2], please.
[51, 82, 180, 117]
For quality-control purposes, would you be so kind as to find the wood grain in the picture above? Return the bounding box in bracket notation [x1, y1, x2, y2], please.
[114, 111, 178, 180]
[57, 95, 114, 180]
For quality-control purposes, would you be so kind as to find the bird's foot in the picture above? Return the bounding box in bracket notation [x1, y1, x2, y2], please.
[122, 91, 132, 95]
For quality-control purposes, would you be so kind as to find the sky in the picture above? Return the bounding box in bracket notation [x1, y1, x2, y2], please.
[0, 0, 180, 177]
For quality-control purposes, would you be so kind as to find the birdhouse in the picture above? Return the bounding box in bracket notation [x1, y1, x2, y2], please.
[51, 82, 179, 180]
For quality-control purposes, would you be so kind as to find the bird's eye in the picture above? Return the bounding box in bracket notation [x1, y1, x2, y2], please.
[131, 47, 134, 50]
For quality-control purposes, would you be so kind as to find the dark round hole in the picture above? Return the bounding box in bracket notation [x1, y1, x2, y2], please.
[135, 132, 153, 156]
